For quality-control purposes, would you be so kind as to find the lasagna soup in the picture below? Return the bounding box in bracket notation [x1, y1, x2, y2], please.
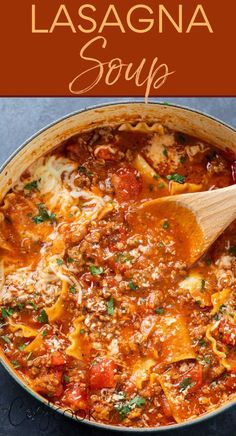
[1, 122, 236, 427]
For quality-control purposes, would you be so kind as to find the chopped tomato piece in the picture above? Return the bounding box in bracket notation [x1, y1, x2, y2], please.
[218, 319, 236, 346]
[112, 167, 142, 202]
[63, 384, 89, 410]
[90, 358, 117, 389]
[50, 351, 67, 366]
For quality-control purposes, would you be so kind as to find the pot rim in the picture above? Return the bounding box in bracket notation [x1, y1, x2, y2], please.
[1, 99, 236, 433]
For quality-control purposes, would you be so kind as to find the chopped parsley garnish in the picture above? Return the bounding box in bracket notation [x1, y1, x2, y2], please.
[128, 280, 138, 291]
[69, 285, 77, 294]
[18, 343, 26, 351]
[199, 338, 206, 347]
[1, 307, 14, 319]
[80, 329, 85, 335]
[78, 166, 86, 174]
[64, 375, 70, 383]
[114, 252, 131, 264]
[38, 309, 48, 324]
[162, 219, 169, 230]
[204, 258, 212, 266]
[114, 396, 146, 420]
[1, 335, 11, 344]
[156, 307, 164, 315]
[67, 257, 75, 263]
[28, 301, 38, 310]
[228, 246, 236, 257]
[24, 180, 39, 192]
[16, 302, 24, 311]
[166, 173, 185, 184]
[163, 147, 168, 158]
[179, 155, 187, 164]
[89, 265, 104, 276]
[32, 203, 56, 224]
[203, 355, 212, 365]
[179, 377, 193, 392]
[153, 174, 160, 180]
[11, 360, 20, 369]
[107, 298, 115, 315]
[42, 330, 47, 337]
[56, 258, 64, 266]
[159, 182, 165, 189]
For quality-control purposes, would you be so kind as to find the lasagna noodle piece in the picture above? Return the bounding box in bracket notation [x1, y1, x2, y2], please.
[158, 371, 197, 423]
[170, 182, 203, 196]
[24, 334, 44, 353]
[66, 316, 90, 361]
[155, 315, 196, 363]
[46, 280, 68, 323]
[133, 154, 168, 189]
[131, 358, 156, 389]
[9, 321, 37, 338]
[211, 288, 231, 315]
[118, 122, 164, 134]
[178, 272, 212, 307]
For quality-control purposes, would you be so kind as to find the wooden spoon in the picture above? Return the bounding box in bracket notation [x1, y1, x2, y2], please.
[140, 184, 236, 266]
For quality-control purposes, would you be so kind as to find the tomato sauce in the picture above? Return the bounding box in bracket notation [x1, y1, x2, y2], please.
[0, 123, 236, 428]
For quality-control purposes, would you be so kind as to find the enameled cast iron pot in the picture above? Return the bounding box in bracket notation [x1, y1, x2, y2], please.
[1, 102, 236, 432]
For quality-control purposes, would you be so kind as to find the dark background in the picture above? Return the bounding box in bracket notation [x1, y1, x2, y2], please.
[0, 97, 236, 436]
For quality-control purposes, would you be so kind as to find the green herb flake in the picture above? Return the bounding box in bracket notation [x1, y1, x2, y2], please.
[166, 173, 185, 184]
[205, 259, 212, 266]
[64, 374, 70, 383]
[69, 285, 77, 294]
[114, 396, 146, 420]
[203, 355, 212, 365]
[179, 155, 187, 164]
[67, 257, 75, 263]
[11, 360, 20, 369]
[179, 377, 193, 392]
[162, 219, 169, 230]
[18, 343, 26, 351]
[38, 309, 48, 324]
[128, 280, 138, 291]
[1, 307, 14, 319]
[158, 182, 165, 189]
[129, 396, 146, 407]
[107, 298, 115, 315]
[89, 265, 104, 276]
[1, 335, 11, 344]
[28, 301, 38, 310]
[153, 174, 160, 180]
[199, 338, 206, 347]
[56, 258, 64, 266]
[80, 329, 85, 335]
[78, 166, 86, 174]
[16, 302, 25, 311]
[32, 203, 56, 225]
[24, 180, 39, 192]
[42, 330, 47, 338]
[163, 147, 168, 158]
[156, 307, 164, 315]
[229, 246, 236, 257]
